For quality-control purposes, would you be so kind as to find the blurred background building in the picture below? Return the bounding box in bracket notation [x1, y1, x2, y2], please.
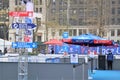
[0, 0, 9, 40]
[0, 0, 120, 44]
[46, 0, 120, 42]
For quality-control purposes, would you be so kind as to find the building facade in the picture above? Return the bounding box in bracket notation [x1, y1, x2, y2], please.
[46, 0, 120, 42]
[0, 0, 9, 40]
[7, 0, 120, 43]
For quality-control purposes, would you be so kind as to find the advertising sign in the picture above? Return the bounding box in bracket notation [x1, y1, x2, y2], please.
[62, 32, 69, 38]
[70, 54, 78, 64]
[24, 36, 30, 42]
[9, 11, 33, 17]
[12, 23, 36, 29]
[12, 42, 37, 48]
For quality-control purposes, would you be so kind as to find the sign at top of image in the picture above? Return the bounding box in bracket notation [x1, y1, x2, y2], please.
[9, 11, 33, 17]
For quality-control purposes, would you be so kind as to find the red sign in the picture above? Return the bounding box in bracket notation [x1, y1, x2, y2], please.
[24, 36, 30, 42]
[9, 11, 33, 17]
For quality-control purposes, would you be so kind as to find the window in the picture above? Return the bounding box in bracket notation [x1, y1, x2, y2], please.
[37, 36, 42, 42]
[79, 0, 84, 4]
[34, 0, 38, 5]
[117, 18, 120, 24]
[111, 29, 115, 36]
[112, 1, 115, 4]
[79, 18, 84, 25]
[78, 29, 87, 35]
[92, 8, 98, 17]
[79, 8, 84, 17]
[15, 7, 17, 11]
[117, 29, 120, 36]
[15, 0, 18, 5]
[117, 7, 120, 14]
[69, 29, 72, 36]
[35, 8, 38, 12]
[39, 8, 42, 13]
[112, 18, 115, 24]
[112, 8, 115, 14]
[79, 29, 82, 35]
[83, 29, 86, 34]
[59, 0, 63, 5]
[36, 18, 41, 26]
[39, 0, 42, 5]
[70, 18, 77, 26]
[73, 29, 77, 36]
[59, 29, 62, 36]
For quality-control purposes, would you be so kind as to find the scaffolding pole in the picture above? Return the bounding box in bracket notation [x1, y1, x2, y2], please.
[14, 17, 28, 80]
[18, 48, 28, 80]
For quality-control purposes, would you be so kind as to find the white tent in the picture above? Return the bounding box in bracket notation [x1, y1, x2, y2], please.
[0, 39, 12, 53]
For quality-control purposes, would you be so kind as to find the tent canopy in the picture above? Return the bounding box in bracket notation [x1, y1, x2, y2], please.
[44, 39, 63, 45]
[62, 33, 113, 46]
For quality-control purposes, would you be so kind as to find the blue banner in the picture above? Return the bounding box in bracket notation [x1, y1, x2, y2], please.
[48, 44, 120, 55]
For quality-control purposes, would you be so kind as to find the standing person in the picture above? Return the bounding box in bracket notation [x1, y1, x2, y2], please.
[0, 50, 2, 55]
[107, 50, 114, 70]
[51, 48, 54, 54]
[4, 47, 7, 54]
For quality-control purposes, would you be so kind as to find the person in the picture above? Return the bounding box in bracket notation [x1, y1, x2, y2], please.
[4, 47, 7, 54]
[51, 48, 54, 54]
[0, 50, 2, 55]
[107, 50, 114, 70]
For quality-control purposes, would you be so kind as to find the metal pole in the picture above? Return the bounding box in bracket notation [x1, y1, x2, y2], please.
[4, 36, 5, 54]
[73, 66, 75, 80]
[72, 64, 76, 80]
[82, 63, 84, 80]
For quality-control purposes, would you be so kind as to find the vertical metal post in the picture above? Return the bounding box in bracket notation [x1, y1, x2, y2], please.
[73, 66, 75, 80]
[82, 63, 84, 80]
[17, 28, 28, 80]
[17, 1, 28, 80]
[18, 48, 28, 80]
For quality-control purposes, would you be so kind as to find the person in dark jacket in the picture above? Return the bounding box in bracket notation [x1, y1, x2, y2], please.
[51, 48, 54, 54]
[107, 50, 114, 70]
[4, 48, 7, 54]
[0, 50, 2, 55]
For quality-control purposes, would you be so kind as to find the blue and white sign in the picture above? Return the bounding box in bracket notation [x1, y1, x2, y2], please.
[70, 54, 78, 64]
[24, 30, 32, 35]
[12, 23, 36, 29]
[25, 17, 32, 23]
[12, 42, 37, 48]
[62, 32, 69, 38]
